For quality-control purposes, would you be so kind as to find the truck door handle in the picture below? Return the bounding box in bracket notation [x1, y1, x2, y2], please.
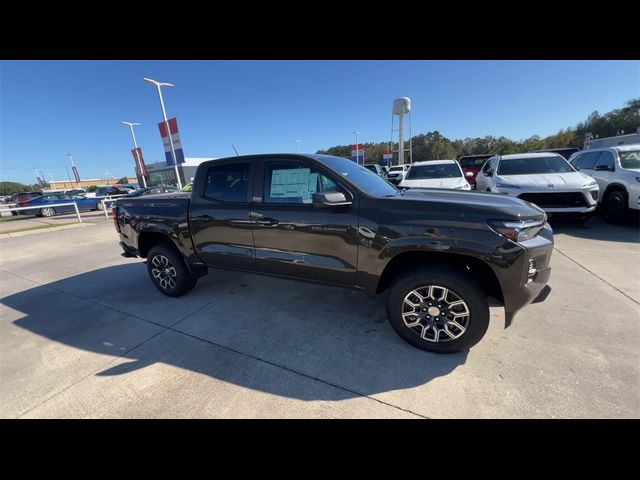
[249, 212, 278, 226]
[257, 218, 278, 226]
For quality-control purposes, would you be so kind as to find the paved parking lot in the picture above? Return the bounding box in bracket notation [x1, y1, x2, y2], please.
[1, 214, 639, 418]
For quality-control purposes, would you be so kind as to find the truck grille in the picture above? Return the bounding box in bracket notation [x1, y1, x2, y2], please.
[518, 192, 587, 208]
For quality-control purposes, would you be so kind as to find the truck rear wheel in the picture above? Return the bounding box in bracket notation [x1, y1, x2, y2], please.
[146, 244, 196, 297]
[387, 265, 490, 353]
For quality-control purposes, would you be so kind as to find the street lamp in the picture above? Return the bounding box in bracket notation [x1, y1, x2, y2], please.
[295, 139, 302, 153]
[143, 77, 182, 189]
[353, 131, 360, 164]
[121, 121, 147, 188]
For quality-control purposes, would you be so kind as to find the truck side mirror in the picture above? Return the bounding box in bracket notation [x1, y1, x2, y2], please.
[312, 191, 352, 208]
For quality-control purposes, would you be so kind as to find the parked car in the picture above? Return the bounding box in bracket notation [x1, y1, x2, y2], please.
[386, 164, 410, 185]
[64, 188, 87, 196]
[399, 160, 471, 190]
[113, 153, 553, 354]
[363, 164, 385, 177]
[535, 147, 581, 160]
[95, 186, 133, 197]
[17, 193, 102, 217]
[458, 154, 494, 188]
[126, 186, 180, 197]
[475, 153, 599, 223]
[568, 144, 640, 222]
[8, 192, 42, 205]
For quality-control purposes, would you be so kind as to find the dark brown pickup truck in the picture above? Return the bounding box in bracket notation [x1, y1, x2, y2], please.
[113, 154, 553, 353]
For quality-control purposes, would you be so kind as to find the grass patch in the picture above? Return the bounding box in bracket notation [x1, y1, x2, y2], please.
[1, 222, 76, 235]
[0, 214, 35, 222]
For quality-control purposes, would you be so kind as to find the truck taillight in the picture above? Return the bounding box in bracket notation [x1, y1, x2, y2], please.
[112, 206, 121, 233]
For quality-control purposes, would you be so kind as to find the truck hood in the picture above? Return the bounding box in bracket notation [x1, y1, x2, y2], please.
[400, 177, 467, 189]
[496, 171, 593, 189]
[392, 188, 546, 221]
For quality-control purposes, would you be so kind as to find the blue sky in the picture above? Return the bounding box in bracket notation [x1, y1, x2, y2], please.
[1, 60, 638, 184]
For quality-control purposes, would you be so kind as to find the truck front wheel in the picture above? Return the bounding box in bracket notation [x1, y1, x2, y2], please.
[387, 265, 490, 353]
[146, 244, 196, 297]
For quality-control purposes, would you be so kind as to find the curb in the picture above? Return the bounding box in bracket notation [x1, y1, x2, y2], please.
[0, 222, 96, 239]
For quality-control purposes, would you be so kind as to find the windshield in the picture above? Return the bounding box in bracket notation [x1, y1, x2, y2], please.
[318, 156, 397, 197]
[406, 163, 462, 179]
[620, 150, 640, 169]
[389, 166, 405, 172]
[498, 156, 574, 175]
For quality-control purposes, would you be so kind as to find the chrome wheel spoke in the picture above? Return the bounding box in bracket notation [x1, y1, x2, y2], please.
[442, 325, 457, 339]
[437, 287, 448, 301]
[432, 326, 440, 343]
[447, 299, 465, 309]
[448, 319, 466, 333]
[402, 312, 421, 327]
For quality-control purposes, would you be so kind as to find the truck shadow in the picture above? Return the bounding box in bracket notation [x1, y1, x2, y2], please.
[3, 264, 468, 402]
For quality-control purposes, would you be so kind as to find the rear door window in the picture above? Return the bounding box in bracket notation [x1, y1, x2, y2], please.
[203, 162, 251, 203]
[594, 151, 615, 171]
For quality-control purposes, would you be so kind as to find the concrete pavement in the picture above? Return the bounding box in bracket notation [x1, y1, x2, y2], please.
[1, 215, 638, 418]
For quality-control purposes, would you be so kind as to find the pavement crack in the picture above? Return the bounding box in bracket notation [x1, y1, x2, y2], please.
[166, 325, 429, 419]
[553, 247, 640, 306]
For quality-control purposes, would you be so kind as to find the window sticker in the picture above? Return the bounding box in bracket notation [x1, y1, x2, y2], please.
[270, 168, 318, 203]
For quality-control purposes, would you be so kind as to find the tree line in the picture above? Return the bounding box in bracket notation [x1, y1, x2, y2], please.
[317, 98, 639, 164]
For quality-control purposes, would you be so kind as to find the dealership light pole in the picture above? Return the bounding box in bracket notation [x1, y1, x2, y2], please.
[295, 139, 302, 153]
[121, 121, 147, 187]
[353, 130, 360, 164]
[143, 77, 182, 189]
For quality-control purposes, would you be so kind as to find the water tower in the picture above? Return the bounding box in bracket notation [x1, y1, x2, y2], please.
[390, 97, 413, 165]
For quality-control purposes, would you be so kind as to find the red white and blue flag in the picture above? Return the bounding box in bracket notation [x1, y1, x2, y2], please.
[351, 144, 364, 163]
[158, 118, 186, 166]
[383, 148, 393, 163]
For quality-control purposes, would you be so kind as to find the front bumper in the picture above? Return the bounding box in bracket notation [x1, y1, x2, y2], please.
[499, 224, 554, 327]
[496, 186, 599, 214]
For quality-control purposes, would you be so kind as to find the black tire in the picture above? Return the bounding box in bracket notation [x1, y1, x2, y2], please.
[146, 244, 197, 297]
[603, 189, 628, 224]
[387, 265, 490, 354]
[95, 201, 103, 211]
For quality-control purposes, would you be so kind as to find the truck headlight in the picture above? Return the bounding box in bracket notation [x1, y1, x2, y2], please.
[488, 219, 545, 243]
[582, 180, 597, 187]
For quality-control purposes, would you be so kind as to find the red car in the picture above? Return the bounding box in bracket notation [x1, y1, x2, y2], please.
[458, 154, 495, 188]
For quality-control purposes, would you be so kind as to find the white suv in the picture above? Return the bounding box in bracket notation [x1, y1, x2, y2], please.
[568, 144, 640, 222]
[475, 152, 599, 223]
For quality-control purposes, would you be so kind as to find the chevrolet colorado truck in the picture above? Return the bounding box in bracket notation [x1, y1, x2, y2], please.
[113, 154, 553, 353]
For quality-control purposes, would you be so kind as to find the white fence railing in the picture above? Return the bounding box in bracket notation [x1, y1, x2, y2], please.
[5, 202, 82, 223]
[99, 194, 130, 218]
